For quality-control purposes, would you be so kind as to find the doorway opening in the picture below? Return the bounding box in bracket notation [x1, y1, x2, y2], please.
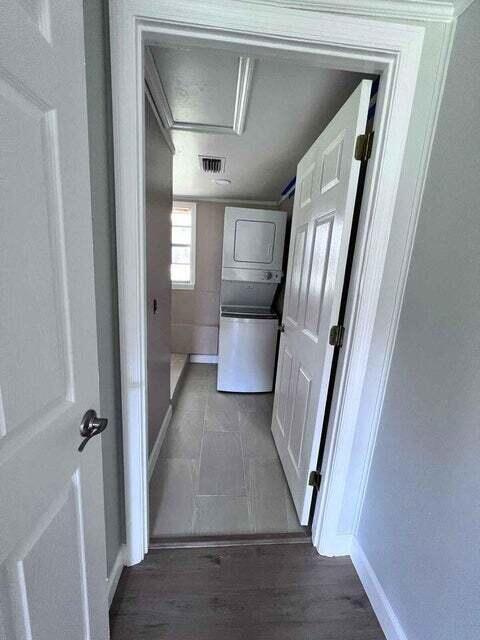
[110, 2, 424, 565]
[143, 39, 378, 543]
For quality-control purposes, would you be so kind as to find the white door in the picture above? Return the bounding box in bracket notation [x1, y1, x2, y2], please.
[272, 80, 372, 524]
[0, 1, 109, 638]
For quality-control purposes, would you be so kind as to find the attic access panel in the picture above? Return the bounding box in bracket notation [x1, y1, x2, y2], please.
[148, 45, 255, 135]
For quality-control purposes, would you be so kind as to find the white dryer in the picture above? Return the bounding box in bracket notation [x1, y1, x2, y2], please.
[221, 207, 286, 287]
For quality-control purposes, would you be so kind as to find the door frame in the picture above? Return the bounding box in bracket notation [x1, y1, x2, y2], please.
[109, 0, 453, 565]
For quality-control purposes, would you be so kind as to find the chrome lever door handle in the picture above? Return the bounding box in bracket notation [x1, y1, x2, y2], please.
[79, 409, 108, 452]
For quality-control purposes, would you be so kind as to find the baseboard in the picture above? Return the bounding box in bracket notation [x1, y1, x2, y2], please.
[317, 532, 352, 557]
[189, 354, 218, 364]
[148, 404, 172, 480]
[107, 544, 126, 607]
[350, 537, 408, 640]
[171, 356, 189, 406]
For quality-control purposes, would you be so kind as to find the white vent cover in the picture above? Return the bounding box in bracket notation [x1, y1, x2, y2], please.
[199, 155, 226, 174]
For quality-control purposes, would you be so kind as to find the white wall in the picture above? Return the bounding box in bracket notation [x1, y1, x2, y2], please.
[355, 3, 480, 638]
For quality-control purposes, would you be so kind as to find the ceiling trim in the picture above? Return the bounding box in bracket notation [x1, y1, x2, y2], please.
[232, 56, 255, 135]
[241, 0, 469, 21]
[144, 81, 176, 154]
[145, 47, 255, 135]
[173, 195, 280, 207]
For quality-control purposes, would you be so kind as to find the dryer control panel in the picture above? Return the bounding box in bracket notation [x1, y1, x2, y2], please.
[221, 267, 282, 283]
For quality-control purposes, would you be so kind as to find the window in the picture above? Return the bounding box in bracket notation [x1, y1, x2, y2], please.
[171, 201, 196, 289]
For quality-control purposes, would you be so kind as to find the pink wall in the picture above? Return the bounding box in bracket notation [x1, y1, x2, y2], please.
[171, 201, 224, 355]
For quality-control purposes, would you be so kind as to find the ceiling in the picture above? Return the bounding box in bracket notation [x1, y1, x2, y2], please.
[148, 44, 372, 203]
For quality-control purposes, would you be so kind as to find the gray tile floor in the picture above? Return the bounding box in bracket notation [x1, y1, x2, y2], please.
[150, 363, 304, 537]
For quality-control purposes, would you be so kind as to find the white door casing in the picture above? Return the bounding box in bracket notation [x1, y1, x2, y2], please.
[272, 80, 371, 525]
[109, 0, 447, 562]
[0, 1, 109, 638]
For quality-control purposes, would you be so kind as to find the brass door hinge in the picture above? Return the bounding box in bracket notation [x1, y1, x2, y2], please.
[355, 131, 374, 162]
[309, 470, 322, 491]
[329, 324, 345, 348]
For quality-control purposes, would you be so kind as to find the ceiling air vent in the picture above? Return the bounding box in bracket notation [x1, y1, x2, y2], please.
[199, 155, 226, 174]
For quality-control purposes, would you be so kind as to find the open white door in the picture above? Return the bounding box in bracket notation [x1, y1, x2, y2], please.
[272, 80, 372, 525]
[0, 1, 109, 638]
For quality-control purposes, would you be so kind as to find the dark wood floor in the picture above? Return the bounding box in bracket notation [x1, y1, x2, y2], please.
[110, 542, 385, 640]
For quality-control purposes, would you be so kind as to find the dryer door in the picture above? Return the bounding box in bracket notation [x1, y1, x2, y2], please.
[234, 219, 276, 264]
[222, 207, 287, 273]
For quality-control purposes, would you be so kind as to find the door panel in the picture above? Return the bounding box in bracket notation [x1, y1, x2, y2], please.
[287, 365, 311, 470]
[0, 1, 108, 637]
[4, 476, 89, 639]
[272, 80, 372, 524]
[303, 216, 334, 339]
[275, 344, 293, 437]
[299, 163, 315, 208]
[1, 86, 72, 435]
[286, 225, 308, 325]
[319, 134, 344, 194]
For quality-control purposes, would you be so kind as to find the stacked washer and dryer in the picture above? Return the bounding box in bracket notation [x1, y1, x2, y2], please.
[217, 207, 287, 393]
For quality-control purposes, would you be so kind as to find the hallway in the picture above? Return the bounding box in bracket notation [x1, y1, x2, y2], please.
[149, 363, 304, 538]
[110, 542, 385, 639]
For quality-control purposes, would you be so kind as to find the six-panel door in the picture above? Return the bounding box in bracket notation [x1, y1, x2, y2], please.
[0, 1, 109, 637]
[271, 81, 372, 525]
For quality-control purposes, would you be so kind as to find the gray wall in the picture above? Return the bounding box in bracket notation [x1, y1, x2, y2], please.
[83, 0, 125, 576]
[357, 4, 480, 639]
[145, 99, 172, 453]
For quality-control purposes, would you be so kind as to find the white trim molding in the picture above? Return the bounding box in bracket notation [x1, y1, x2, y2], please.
[145, 46, 255, 135]
[173, 195, 279, 207]
[107, 544, 126, 607]
[351, 537, 408, 640]
[244, 0, 473, 22]
[233, 56, 255, 135]
[144, 81, 175, 154]
[349, 19, 457, 539]
[109, 0, 454, 566]
[148, 404, 173, 480]
[189, 354, 219, 364]
[171, 200, 197, 290]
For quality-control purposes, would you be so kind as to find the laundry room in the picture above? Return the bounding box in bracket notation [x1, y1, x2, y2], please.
[144, 40, 376, 540]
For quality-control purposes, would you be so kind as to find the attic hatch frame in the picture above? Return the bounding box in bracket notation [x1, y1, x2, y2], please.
[109, 0, 454, 567]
